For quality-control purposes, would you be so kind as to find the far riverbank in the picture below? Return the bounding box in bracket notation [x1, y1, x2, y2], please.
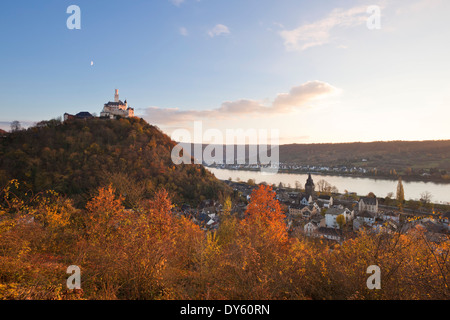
[205, 166, 450, 184]
[208, 167, 450, 204]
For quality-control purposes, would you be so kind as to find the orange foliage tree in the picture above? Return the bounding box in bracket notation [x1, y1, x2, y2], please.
[1, 180, 450, 300]
[211, 185, 293, 299]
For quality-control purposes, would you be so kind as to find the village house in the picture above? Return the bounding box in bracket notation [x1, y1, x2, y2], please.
[288, 204, 304, 217]
[353, 210, 377, 230]
[302, 205, 319, 219]
[304, 214, 324, 236]
[315, 227, 343, 242]
[379, 210, 400, 223]
[318, 195, 333, 208]
[411, 218, 449, 243]
[194, 211, 219, 230]
[304, 220, 320, 236]
[359, 197, 379, 215]
[289, 204, 319, 219]
[325, 207, 354, 229]
[300, 195, 313, 206]
[438, 212, 450, 227]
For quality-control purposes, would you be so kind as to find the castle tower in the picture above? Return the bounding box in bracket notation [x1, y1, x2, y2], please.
[305, 173, 315, 199]
[101, 89, 134, 119]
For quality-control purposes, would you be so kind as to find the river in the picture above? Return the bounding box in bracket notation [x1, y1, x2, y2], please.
[207, 168, 450, 204]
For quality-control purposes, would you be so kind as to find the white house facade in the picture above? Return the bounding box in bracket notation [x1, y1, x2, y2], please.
[359, 197, 378, 214]
[325, 207, 354, 229]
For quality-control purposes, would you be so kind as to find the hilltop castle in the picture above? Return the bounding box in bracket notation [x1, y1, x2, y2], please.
[100, 89, 134, 119]
[64, 89, 135, 121]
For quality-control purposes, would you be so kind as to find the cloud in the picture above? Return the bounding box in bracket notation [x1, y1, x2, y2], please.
[208, 24, 230, 37]
[279, 0, 445, 51]
[169, 0, 185, 6]
[395, 0, 442, 14]
[144, 81, 338, 125]
[179, 27, 188, 36]
[272, 81, 339, 112]
[279, 5, 373, 51]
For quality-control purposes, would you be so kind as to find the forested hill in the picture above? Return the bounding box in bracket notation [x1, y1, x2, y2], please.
[279, 140, 450, 175]
[0, 117, 230, 207]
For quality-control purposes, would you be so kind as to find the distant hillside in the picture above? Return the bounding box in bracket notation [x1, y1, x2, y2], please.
[188, 140, 450, 181]
[279, 140, 450, 172]
[0, 117, 231, 207]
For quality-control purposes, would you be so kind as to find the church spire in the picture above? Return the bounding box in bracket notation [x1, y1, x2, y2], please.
[305, 173, 315, 198]
[306, 173, 314, 186]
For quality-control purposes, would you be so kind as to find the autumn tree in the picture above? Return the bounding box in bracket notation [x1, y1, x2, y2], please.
[316, 179, 337, 195]
[420, 191, 433, 209]
[330, 185, 339, 194]
[106, 172, 149, 209]
[241, 185, 287, 246]
[385, 192, 394, 206]
[10, 120, 22, 132]
[336, 214, 346, 229]
[215, 185, 290, 299]
[144, 188, 173, 238]
[396, 177, 405, 209]
[84, 184, 125, 242]
[316, 179, 331, 193]
[216, 196, 237, 247]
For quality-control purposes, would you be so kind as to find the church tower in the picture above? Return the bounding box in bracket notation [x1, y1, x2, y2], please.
[305, 173, 315, 198]
[114, 89, 119, 103]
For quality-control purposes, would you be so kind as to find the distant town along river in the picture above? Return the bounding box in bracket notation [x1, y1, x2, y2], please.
[208, 168, 450, 204]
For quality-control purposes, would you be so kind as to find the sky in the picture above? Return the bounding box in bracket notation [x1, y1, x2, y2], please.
[0, 0, 449, 144]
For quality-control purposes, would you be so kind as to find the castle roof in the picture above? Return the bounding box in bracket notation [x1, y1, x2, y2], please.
[75, 112, 93, 118]
[105, 101, 126, 106]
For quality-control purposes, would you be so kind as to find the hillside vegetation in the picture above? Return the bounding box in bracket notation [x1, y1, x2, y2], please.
[0, 117, 230, 207]
[0, 119, 449, 300]
[0, 183, 448, 300]
[280, 140, 450, 180]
